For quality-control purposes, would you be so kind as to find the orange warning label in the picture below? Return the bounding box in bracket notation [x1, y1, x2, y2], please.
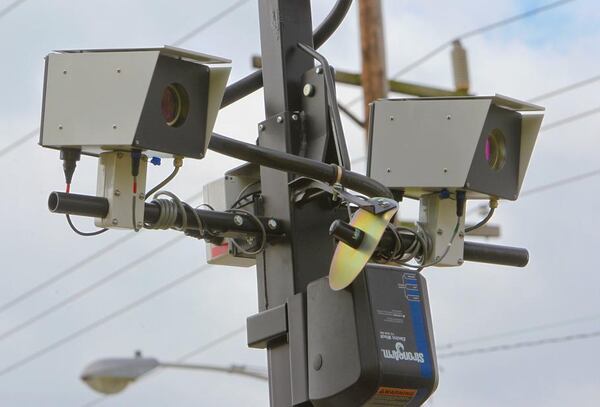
[364, 387, 417, 406]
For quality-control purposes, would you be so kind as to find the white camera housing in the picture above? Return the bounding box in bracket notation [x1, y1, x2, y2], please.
[40, 46, 231, 159]
[367, 95, 544, 200]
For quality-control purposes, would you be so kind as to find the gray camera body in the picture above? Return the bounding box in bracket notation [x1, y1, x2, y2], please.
[367, 95, 544, 200]
[39, 46, 231, 159]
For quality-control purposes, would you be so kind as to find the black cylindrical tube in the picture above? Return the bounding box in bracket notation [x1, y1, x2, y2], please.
[209, 134, 392, 198]
[48, 192, 283, 237]
[378, 228, 529, 267]
[329, 220, 364, 249]
[220, 0, 353, 108]
[49, 192, 109, 218]
[463, 241, 529, 267]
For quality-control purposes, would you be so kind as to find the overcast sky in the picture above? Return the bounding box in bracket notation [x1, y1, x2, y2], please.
[0, 0, 599, 406]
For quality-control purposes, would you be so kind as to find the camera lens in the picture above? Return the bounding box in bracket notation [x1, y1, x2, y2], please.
[485, 129, 506, 171]
[161, 84, 189, 127]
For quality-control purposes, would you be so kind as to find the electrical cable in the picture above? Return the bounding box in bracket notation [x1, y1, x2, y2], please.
[0, 264, 214, 378]
[541, 105, 600, 131]
[437, 313, 600, 351]
[465, 198, 497, 233]
[438, 329, 600, 359]
[0, 236, 184, 344]
[391, 0, 576, 80]
[0, 128, 36, 158]
[527, 73, 600, 103]
[145, 164, 181, 199]
[171, 0, 252, 47]
[0, 0, 28, 20]
[0, 189, 204, 315]
[79, 326, 247, 407]
[220, 0, 353, 108]
[226, 208, 267, 255]
[65, 182, 109, 236]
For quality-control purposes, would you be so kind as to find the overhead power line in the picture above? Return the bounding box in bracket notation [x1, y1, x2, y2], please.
[438, 329, 600, 359]
[390, 0, 576, 80]
[528, 73, 600, 102]
[541, 105, 600, 131]
[0, 264, 214, 377]
[437, 313, 600, 350]
[0, 190, 203, 315]
[80, 326, 247, 407]
[0, 236, 183, 343]
[171, 0, 252, 46]
[0, 128, 37, 159]
[0, 0, 27, 20]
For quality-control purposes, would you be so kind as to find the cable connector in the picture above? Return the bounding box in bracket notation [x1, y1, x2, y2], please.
[455, 190, 466, 217]
[489, 197, 499, 209]
[173, 155, 184, 169]
[60, 148, 81, 191]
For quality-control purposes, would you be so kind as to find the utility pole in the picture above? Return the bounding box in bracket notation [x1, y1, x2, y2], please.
[358, 0, 388, 136]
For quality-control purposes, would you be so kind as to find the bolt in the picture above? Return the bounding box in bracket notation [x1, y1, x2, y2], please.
[138, 193, 145, 200]
[303, 83, 315, 97]
[116, 68, 121, 73]
[258, 123, 265, 131]
[267, 219, 278, 230]
[136, 221, 143, 229]
[386, 168, 391, 173]
[446, 115, 452, 120]
[276, 116, 284, 123]
[435, 256, 441, 261]
[117, 152, 123, 159]
[62, 70, 67, 75]
[134, 140, 140, 145]
[443, 168, 448, 173]
[233, 215, 244, 226]
[457, 258, 464, 265]
[315, 67, 323, 74]
[112, 218, 119, 225]
[112, 124, 117, 129]
[114, 189, 121, 196]
[437, 228, 443, 235]
[389, 116, 395, 121]
[291, 113, 299, 121]
[58, 125, 63, 130]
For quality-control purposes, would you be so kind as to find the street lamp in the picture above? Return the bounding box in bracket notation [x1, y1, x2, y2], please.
[81, 352, 268, 395]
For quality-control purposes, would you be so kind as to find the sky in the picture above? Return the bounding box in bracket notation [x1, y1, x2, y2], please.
[0, 0, 599, 406]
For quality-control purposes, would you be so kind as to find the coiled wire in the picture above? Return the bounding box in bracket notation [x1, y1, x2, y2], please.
[226, 208, 267, 256]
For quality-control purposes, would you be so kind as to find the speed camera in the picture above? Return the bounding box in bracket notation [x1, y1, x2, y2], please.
[39, 46, 231, 159]
[367, 95, 544, 200]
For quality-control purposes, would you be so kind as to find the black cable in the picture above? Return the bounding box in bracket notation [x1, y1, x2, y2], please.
[209, 133, 392, 198]
[220, 0, 353, 108]
[528, 73, 600, 102]
[0, 237, 183, 343]
[390, 0, 576, 80]
[438, 329, 600, 359]
[0, 264, 213, 377]
[171, 0, 252, 47]
[541, 105, 600, 131]
[0, 0, 27, 20]
[465, 207, 495, 233]
[0, 189, 204, 316]
[80, 326, 247, 407]
[65, 214, 108, 237]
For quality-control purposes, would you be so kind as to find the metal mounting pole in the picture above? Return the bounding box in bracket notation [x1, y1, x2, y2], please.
[256, 1, 339, 405]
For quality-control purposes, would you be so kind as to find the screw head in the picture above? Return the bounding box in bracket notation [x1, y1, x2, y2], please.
[315, 67, 323, 74]
[267, 219, 278, 230]
[443, 168, 448, 173]
[258, 123, 265, 131]
[114, 189, 121, 196]
[116, 68, 121, 73]
[136, 221, 143, 229]
[446, 114, 452, 120]
[138, 193, 145, 200]
[459, 231, 465, 239]
[389, 116, 395, 121]
[62, 70, 67, 75]
[457, 258, 464, 265]
[112, 218, 119, 225]
[437, 228, 443, 235]
[303, 83, 315, 97]
[386, 168, 391, 173]
[291, 113, 299, 121]
[233, 215, 244, 226]
[112, 124, 117, 130]
[276, 116, 284, 123]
